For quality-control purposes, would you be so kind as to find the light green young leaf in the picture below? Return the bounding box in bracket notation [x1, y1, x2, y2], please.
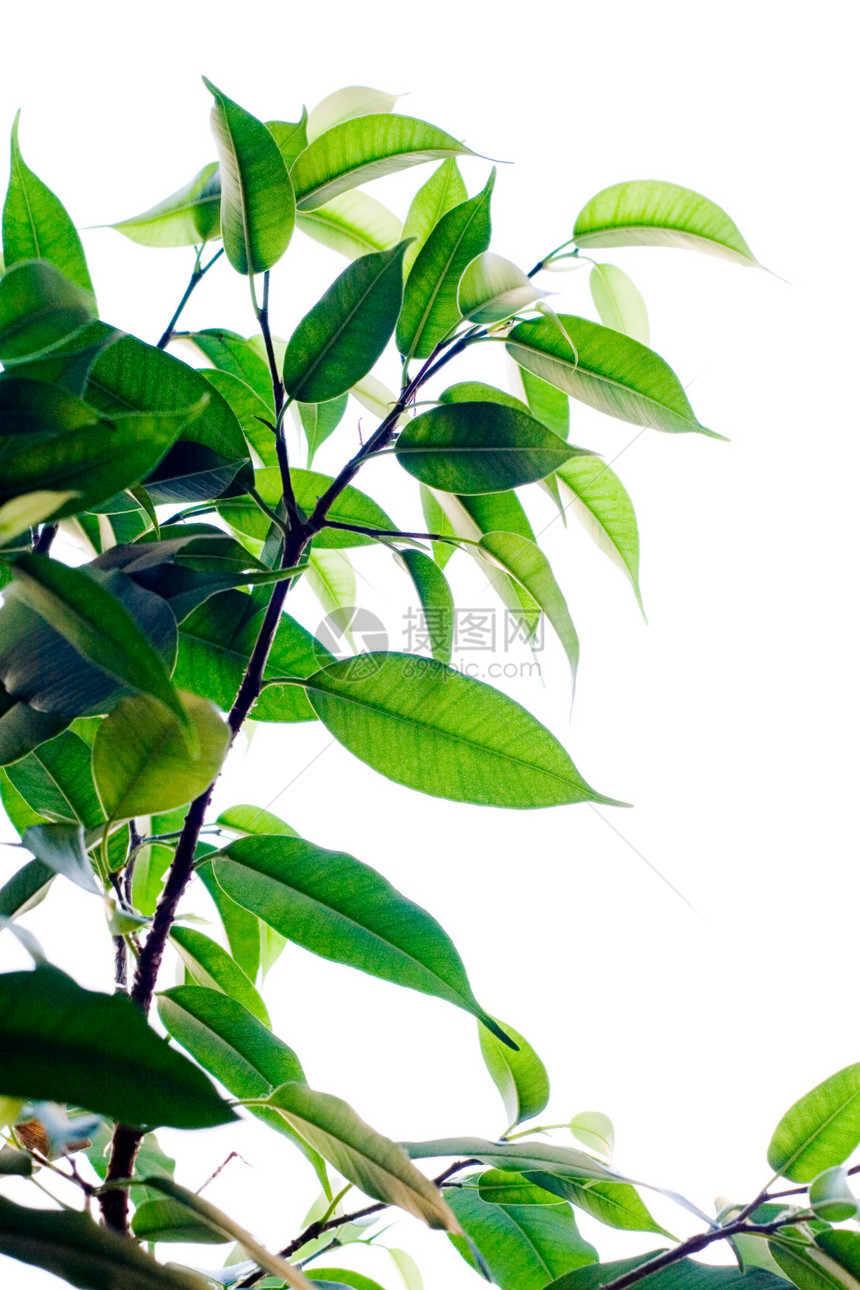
[3, 114, 95, 307]
[302, 653, 618, 808]
[351, 372, 409, 425]
[93, 691, 229, 819]
[216, 804, 298, 837]
[212, 832, 509, 1037]
[402, 158, 468, 278]
[809, 1166, 858, 1221]
[397, 549, 454, 664]
[108, 163, 221, 248]
[297, 393, 349, 467]
[305, 549, 356, 637]
[556, 456, 642, 609]
[170, 926, 270, 1025]
[282, 241, 408, 403]
[0, 967, 234, 1129]
[459, 252, 544, 325]
[420, 483, 458, 569]
[203, 78, 295, 276]
[397, 170, 495, 361]
[768, 1063, 860, 1181]
[479, 1017, 550, 1130]
[297, 190, 402, 260]
[589, 264, 649, 345]
[507, 314, 718, 437]
[531, 1173, 670, 1237]
[574, 180, 759, 266]
[307, 87, 402, 142]
[395, 402, 580, 493]
[291, 115, 475, 211]
[22, 823, 100, 894]
[0, 492, 76, 545]
[389, 1247, 424, 1290]
[255, 1082, 461, 1231]
[569, 1112, 614, 1161]
[516, 364, 570, 438]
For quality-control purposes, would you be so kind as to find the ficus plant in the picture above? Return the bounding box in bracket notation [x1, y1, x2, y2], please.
[0, 77, 857, 1290]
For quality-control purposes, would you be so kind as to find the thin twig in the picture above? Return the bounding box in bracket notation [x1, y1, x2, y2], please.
[156, 247, 224, 350]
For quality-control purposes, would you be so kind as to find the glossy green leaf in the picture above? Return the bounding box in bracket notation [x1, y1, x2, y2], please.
[302, 653, 617, 808]
[768, 1063, 860, 1181]
[770, 1232, 860, 1290]
[257, 1082, 461, 1231]
[573, 180, 758, 265]
[170, 926, 269, 1024]
[420, 483, 458, 568]
[0, 491, 75, 544]
[447, 1185, 597, 1290]
[459, 252, 543, 324]
[306, 549, 356, 635]
[0, 967, 234, 1128]
[402, 1137, 615, 1183]
[174, 590, 326, 723]
[402, 159, 468, 277]
[397, 171, 494, 361]
[547, 1255, 788, 1289]
[212, 833, 507, 1036]
[22, 822, 99, 893]
[477, 1170, 562, 1206]
[3, 114, 95, 307]
[132, 1197, 226, 1244]
[298, 393, 349, 467]
[282, 242, 408, 403]
[809, 1166, 858, 1221]
[589, 264, 649, 344]
[507, 314, 717, 437]
[204, 79, 295, 275]
[556, 456, 642, 607]
[0, 261, 94, 365]
[291, 115, 474, 211]
[108, 163, 221, 248]
[398, 549, 454, 663]
[308, 1271, 387, 1290]
[185, 328, 274, 405]
[220, 466, 397, 548]
[267, 113, 309, 169]
[307, 87, 401, 142]
[0, 859, 54, 919]
[569, 1112, 614, 1160]
[6, 729, 103, 828]
[216, 804, 297, 837]
[530, 1173, 670, 1237]
[93, 691, 229, 819]
[479, 1017, 550, 1130]
[198, 861, 262, 981]
[517, 365, 570, 438]
[297, 191, 401, 260]
[11, 554, 186, 728]
[200, 368, 278, 465]
[395, 402, 579, 493]
[0, 1195, 210, 1289]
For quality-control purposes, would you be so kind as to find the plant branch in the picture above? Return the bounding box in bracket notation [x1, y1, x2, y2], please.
[156, 246, 224, 349]
[321, 519, 465, 545]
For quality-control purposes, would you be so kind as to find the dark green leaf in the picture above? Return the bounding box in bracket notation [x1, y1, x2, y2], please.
[0, 1145, 33, 1176]
[507, 315, 718, 437]
[3, 114, 95, 307]
[395, 402, 580, 494]
[302, 653, 618, 808]
[203, 79, 295, 275]
[402, 159, 468, 277]
[770, 1234, 860, 1290]
[22, 823, 100, 893]
[0, 261, 95, 365]
[478, 1017, 550, 1130]
[291, 115, 475, 211]
[108, 163, 221, 248]
[547, 1255, 788, 1289]
[0, 967, 234, 1128]
[768, 1063, 860, 1182]
[170, 926, 269, 1025]
[185, 328, 274, 406]
[282, 242, 408, 403]
[132, 1197, 226, 1244]
[0, 859, 54, 919]
[397, 170, 494, 360]
[397, 549, 454, 663]
[6, 729, 103, 828]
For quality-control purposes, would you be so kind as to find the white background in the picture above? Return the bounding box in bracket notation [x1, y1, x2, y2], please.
[1, 1, 858, 1286]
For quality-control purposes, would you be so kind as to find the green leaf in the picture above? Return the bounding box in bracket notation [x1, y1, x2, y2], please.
[556, 456, 642, 608]
[395, 402, 579, 493]
[11, 554, 187, 729]
[0, 967, 234, 1128]
[198, 860, 263, 981]
[257, 1082, 461, 1231]
[547, 1255, 789, 1289]
[220, 466, 397, 548]
[201, 368, 278, 466]
[402, 1137, 615, 1183]
[397, 170, 495, 361]
[132, 1197, 227, 1244]
[517, 365, 570, 438]
[185, 328, 274, 406]
[573, 180, 758, 266]
[22, 822, 100, 893]
[267, 113, 309, 169]
[0, 1145, 33, 1176]
[291, 115, 475, 211]
[447, 1185, 597, 1290]
[212, 833, 507, 1037]
[307, 87, 401, 142]
[0, 1195, 211, 1289]
[3, 114, 95, 307]
[479, 1017, 550, 1130]
[809, 1166, 858, 1221]
[402, 159, 468, 278]
[6, 729, 103, 828]
[282, 242, 408, 403]
[297, 191, 402, 261]
[298, 393, 349, 467]
[589, 264, 649, 345]
[459, 252, 544, 325]
[477, 1170, 562, 1205]
[507, 314, 718, 437]
[170, 926, 269, 1025]
[216, 804, 297, 837]
[477, 531, 579, 690]
[397, 549, 454, 663]
[309, 1271, 387, 1290]
[768, 1063, 860, 1181]
[108, 163, 221, 248]
[0, 859, 54, 919]
[306, 549, 356, 635]
[0, 490, 76, 544]
[93, 691, 229, 819]
[203, 79, 295, 275]
[420, 483, 458, 568]
[770, 1232, 860, 1290]
[530, 1174, 670, 1237]
[302, 653, 618, 808]
[569, 1112, 614, 1160]
[0, 261, 95, 365]
[388, 1248, 423, 1290]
